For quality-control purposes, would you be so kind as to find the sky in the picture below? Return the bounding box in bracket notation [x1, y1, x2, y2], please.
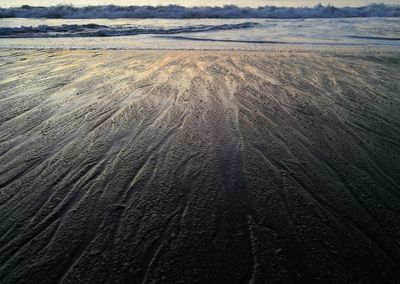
[0, 0, 399, 8]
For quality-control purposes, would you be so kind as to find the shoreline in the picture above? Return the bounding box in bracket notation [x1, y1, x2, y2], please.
[1, 45, 400, 53]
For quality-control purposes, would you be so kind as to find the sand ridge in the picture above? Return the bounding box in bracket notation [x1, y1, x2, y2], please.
[0, 49, 400, 283]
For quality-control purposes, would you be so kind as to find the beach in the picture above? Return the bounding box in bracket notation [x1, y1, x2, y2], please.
[0, 48, 399, 283]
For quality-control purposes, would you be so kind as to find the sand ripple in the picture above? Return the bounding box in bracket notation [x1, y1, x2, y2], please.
[0, 49, 400, 283]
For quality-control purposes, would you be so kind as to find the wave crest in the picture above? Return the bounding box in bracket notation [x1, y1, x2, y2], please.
[0, 4, 399, 19]
[0, 22, 259, 38]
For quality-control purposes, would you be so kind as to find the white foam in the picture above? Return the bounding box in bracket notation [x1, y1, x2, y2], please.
[0, 4, 399, 19]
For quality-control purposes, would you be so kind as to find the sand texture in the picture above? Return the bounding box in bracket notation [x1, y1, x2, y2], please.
[0, 49, 400, 283]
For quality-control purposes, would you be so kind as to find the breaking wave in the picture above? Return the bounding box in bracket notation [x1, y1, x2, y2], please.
[0, 4, 399, 19]
[0, 22, 258, 38]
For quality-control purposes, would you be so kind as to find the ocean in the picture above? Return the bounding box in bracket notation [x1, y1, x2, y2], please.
[0, 4, 399, 49]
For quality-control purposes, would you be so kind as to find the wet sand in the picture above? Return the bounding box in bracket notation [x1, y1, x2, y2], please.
[0, 49, 400, 283]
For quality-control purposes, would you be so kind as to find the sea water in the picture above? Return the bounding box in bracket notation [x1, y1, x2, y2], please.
[0, 4, 399, 49]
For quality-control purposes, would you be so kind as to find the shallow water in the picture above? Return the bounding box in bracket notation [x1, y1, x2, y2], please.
[0, 17, 399, 49]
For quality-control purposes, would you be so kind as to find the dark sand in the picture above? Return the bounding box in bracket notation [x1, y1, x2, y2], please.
[0, 49, 400, 283]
